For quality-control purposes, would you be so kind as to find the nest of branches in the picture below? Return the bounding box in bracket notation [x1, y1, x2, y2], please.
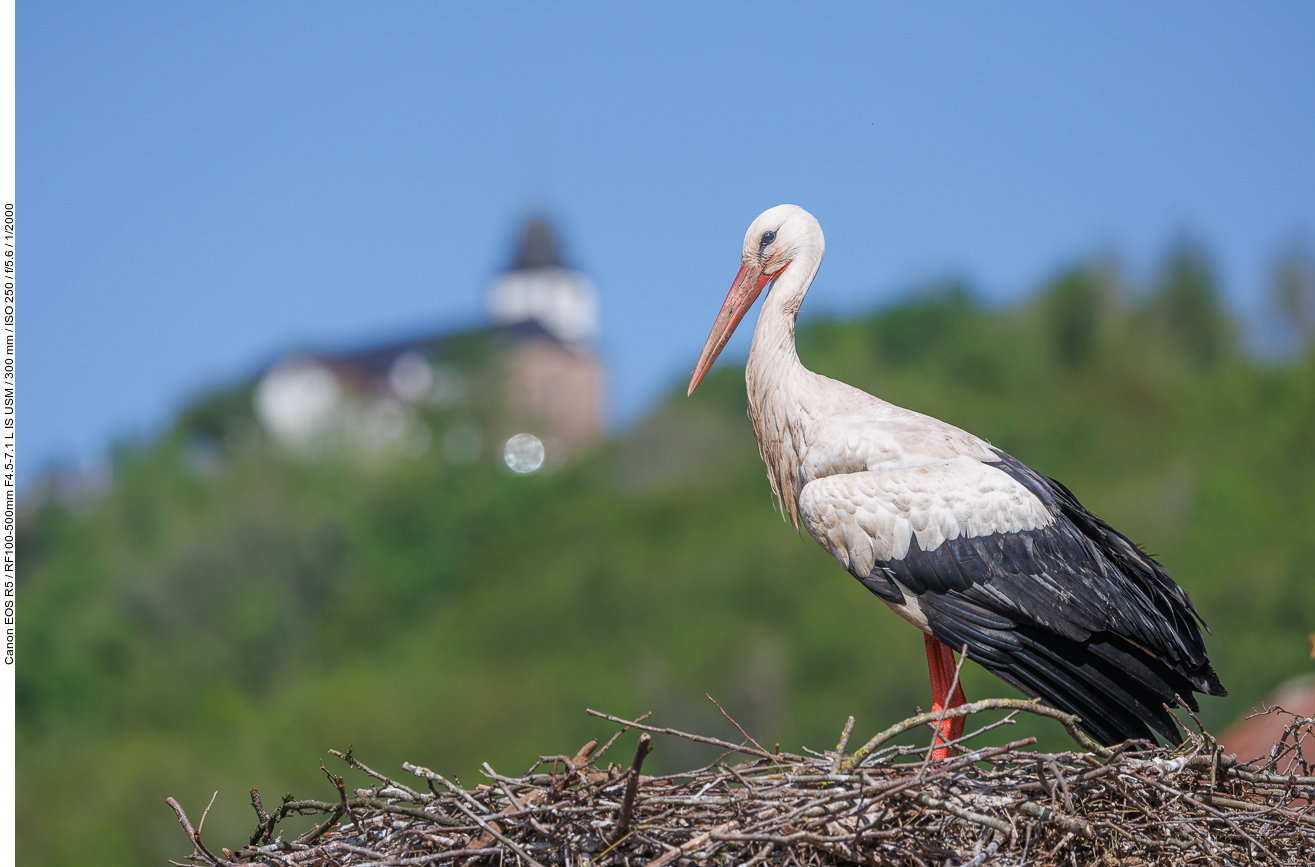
[169, 697, 1315, 867]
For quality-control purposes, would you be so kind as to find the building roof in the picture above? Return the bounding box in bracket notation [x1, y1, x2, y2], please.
[512, 217, 565, 270]
[319, 319, 561, 385]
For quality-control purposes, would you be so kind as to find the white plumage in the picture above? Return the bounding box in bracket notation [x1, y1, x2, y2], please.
[801, 459, 1053, 575]
[688, 204, 1225, 752]
[708, 205, 1049, 589]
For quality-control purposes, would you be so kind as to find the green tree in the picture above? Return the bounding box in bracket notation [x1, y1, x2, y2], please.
[1040, 264, 1117, 370]
[1271, 243, 1315, 353]
[1144, 244, 1234, 372]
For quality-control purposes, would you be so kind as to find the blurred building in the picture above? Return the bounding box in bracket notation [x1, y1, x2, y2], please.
[253, 216, 604, 467]
[1216, 675, 1315, 767]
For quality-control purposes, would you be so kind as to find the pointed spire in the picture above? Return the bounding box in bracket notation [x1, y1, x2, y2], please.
[489, 215, 597, 343]
[512, 217, 564, 271]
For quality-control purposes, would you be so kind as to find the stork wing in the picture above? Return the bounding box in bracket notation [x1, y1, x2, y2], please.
[799, 449, 1225, 746]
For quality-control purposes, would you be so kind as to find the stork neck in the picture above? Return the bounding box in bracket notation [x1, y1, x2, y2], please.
[747, 248, 821, 388]
[743, 246, 822, 527]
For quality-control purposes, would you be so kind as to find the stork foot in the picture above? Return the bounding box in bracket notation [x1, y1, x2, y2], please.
[925, 634, 968, 760]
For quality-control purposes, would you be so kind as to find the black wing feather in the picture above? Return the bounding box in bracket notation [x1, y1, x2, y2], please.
[857, 448, 1225, 746]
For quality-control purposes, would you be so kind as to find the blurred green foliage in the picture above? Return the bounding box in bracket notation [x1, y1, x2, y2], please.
[18, 258, 1315, 866]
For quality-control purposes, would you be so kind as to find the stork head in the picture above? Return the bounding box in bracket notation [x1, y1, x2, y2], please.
[688, 204, 822, 395]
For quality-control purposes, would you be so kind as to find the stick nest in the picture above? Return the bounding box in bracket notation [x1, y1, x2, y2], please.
[169, 698, 1315, 867]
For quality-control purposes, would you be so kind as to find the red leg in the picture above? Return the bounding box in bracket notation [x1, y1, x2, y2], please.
[924, 634, 968, 760]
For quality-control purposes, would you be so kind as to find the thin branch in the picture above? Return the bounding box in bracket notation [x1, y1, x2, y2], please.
[247, 789, 271, 847]
[197, 790, 219, 838]
[843, 697, 1108, 769]
[586, 708, 776, 759]
[592, 711, 652, 765]
[165, 797, 237, 867]
[610, 733, 652, 846]
[329, 746, 426, 802]
[830, 716, 855, 773]
[706, 693, 772, 759]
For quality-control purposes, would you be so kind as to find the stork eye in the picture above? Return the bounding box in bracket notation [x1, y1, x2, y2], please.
[760, 230, 776, 248]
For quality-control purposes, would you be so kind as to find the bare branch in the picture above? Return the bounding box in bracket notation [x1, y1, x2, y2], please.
[166, 703, 1315, 867]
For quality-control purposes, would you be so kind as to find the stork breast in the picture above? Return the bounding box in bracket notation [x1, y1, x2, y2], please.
[798, 457, 1054, 579]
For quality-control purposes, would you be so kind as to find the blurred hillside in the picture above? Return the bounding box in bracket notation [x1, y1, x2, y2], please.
[18, 250, 1315, 867]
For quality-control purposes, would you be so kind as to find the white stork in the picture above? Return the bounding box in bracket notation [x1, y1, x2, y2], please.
[688, 205, 1225, 755]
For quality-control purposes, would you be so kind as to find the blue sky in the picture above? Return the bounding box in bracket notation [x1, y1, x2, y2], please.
[22, 2, 1315, 482]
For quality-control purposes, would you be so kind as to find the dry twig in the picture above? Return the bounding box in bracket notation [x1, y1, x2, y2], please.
[168, 702, 1315, 867]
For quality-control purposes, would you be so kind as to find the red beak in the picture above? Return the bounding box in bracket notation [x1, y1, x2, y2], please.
[688, 262, 781, 396]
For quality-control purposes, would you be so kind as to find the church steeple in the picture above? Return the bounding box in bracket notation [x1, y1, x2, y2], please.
[487, 215, 598, 344]
[511, 217, 565, 270]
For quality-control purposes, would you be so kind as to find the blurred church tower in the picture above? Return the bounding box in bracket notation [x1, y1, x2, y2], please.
[487, 216, 605, 458]
[488, 217, 598, 344]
